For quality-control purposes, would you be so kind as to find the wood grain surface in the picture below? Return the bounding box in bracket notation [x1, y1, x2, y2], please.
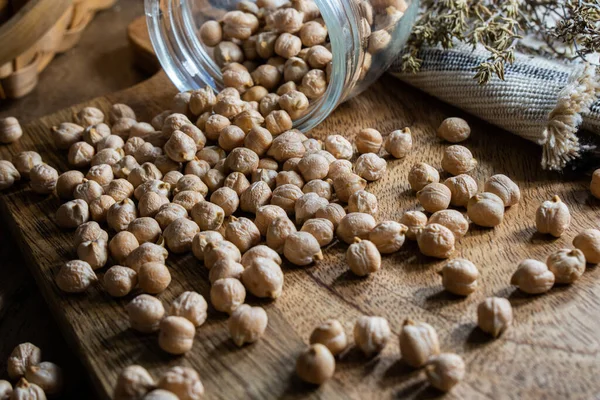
[1, 68, 599, 399]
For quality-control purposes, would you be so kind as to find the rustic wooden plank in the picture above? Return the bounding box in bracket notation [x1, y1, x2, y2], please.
[1, 70, 599, 400]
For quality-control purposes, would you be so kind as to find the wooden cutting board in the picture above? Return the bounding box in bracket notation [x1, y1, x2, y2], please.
[1, 24, 600, 400]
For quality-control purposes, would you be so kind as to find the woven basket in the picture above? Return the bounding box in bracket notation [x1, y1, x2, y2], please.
[0, 0, 117, 99]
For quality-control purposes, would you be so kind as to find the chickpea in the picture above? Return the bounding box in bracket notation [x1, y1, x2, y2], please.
[104, 265, 137, 297]
[214, 41, 244, 67]
[546, 248, 586, 284]
[417, 183, 452, 213]
[56, 260, 97, 293]
[348, 190, 378, 215]
[277, 81, 297, 96]
[191, 231, 223, 261]
[127, 294, 165, 333]
[213, 96, 246, 120]
[228, 304, 268, 347]
[332, 173, 367, 203]
[442, 145, 477, 176]
[299, 69, 327, 99]
[297, 153, 329, 182]
[300, 20, 327, 46]
[223, 171, 251, 196]
[255, 31, 278, 59]
[162, 218, 199, 253]
[211, 278, 246, 314]
[7, 343, 41, 380]
[124, 136, 145, 156]
[223, 68, 254, 94]
[384, 128, 413, 158]
[0, 116, 22, 143]
[268, 131, 306, 161]
[75, 221, 108, 246]
[278, 90, 309, 119]
[323, 135, 352, 160]
[13, 151, 42, 180]
[253, 205, 287, 236]
[90, 195, 116, 223]
[368, 29, 391, 53]
[125, 242, 169, 273]
[11, 379, 45, 399]
[336, 212, 376, 244]
[439, 258, 479, 296]
[172, 190, 203, 213]
[477, 297, 513, 338]
[109, 231, 140, 264]
[283, 57, 309, 84]
[511, 259, 555, 294]
[467, 192, 505, 228]
[73, 179, 103, 204]
[209, 258, 245, 284]
[425, 353, 466, 392]
[75, 106, 104, 126]
[248, 65, 280, 91]
[106, 178, 134, 202]
[573, 229, 600, 264]
[252, 168, 278, 189]
[284, 231, 323, 265]
[536, 195, 571, 237]
[301, 218, 334, 247]
[444, 174, 478, 207]
[163, 171, 183, 187]
[429, 209, 469, 239]
[270, 8, 304, 33]
[295, 192, 328, 225]
[225, 216, 261, 252]
[369, 221, 408, 254]
[241, 245, 282, 267]
[109, 104, 136, 124]
[241, 257, 284, 298]
[77, 239, 108, 270]
[353, 316, 391, 356]
[591, 169, 600, 198]
[309, 320, 347, 356]
[352, 128, 382, 154]
[55, 199, 89, 229]
[113, 365, 155, 400]
[106, 198, 137, 231]
[408, 162, 439, 192]
[200, 20, 223, 47]
[240, 181, 272, 213]
[66, 141, 94, 168]
[204, 240, 242, 269]
[164, 131, 196, 163]
[295, 344, 335, 385]
[91, 148, 124, 167]
[144, 389, 179, 399]
[271, 183, 303, 215]
[157, 366, 204, 400]
[259, 93, 281, 117]
[242, 85, 268, 102]
[416, 223, 455, 259]
[24, 362, 63, 396]
[484, 174, 520, 207]
[159, 316, 196, 355]
[30, 163, 58, 194]
[225, 148, 260, 176]
[437, 117, 471, 143]
[327, 159, 353, 180]
[112, 155, 140, 180]
[128, 163, 163, 188]
[303, 179, 332, 200]
[399, 319, 440, 368]
[266, 216, 297, 254]
[276, 170, 304, 189]
[315, 203, 346, 228]
[174, 174, 207, 197]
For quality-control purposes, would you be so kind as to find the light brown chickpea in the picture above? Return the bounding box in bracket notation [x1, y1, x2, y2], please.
[7, 343, 42, 380]
[255, 31, 278, 59]
[124, 136, 145, 156]
[240, 180, 272, 213]
[467, 192, 505, 228]
[88, 195, 114, 222]
[295, 192, 329, 225]
[164, 131, 197, 162]
[302, 138, 322, 154]
[91, 148, 124, 167]
[536, 195, 571, 237]
[110, 117, 135, 139]
[477, 297, 513, 338]
[104, 265, 138, 297]
[425, 353, 466, 392]
[437, 117, 471, 143]
[259, 93, 281, 116]
[127, 218, 161, 245]
[284, 231, 323, 265]
[204, 240, 242, 269]
[309, 319, 347, 356]
[368, 29, 391, 53]
[484, 174, 520, 207]
[228, 304, 268, 346]
[270, 8, 304, 33]
[214, 41, 244, 67]
[324, 135, 352, 160]
[369, 221, 408, 254]
[134, 179, 171, 201]
[242, 85, 268, 102]
[199, 20, 223, 47]
[252, 168, 278, 189]
[332, 172, 367, 203]
[190, 230, 223, 262]
[163, 171, 184, 187]
[265, 110, 293, 136]
[52, 122, 84, 149]
[197, 146, 227, 168]
[353, 316, 391, 356]
[154, 203, 187, 231]
[109, 103, 136, 124]
[441, 145, 477, 176]
[347, 238, 381, 276]
[511, 259, 555, 294]
[297, 153, 329, 182]
[546, 248, 586, 284]
[30, 163, 58, 194]
[218, 125, 247, 152]
[277, 81, 297, 96]
[174, 174, 208, 196]
[209, 258, 245, 284]
[113, 365, 155, 400]
[223, 11, 258, 40]
[225, 147, 260, 176]
[74, 106, 104, 126]
[408, 162, 439, 192]
[224, 171, 251, 196]
[109, 231, 140, 264]
[315, 203, 346, 228]
[128, 163, 163, 188]
[211, 278, 246, 314]
[271, 184, 304, 214]
[266, 216, 297, 253]
[241, 245, 283, 267]
[163, 218, 200, 253]
[439, 258, 479, 296]
[13, 151, 42, 180]
[299, 69, 327, 99]
[105, 178, 134, 202]
[384, 127, 413, 158]
[242, 127, 272, 157]
[267, 131, 306, 161]
[429, 209, 469, 239]
[253, 204, 287, 236]
[242, 257, 284, 298]
[327, 159, 353, 180]
[159, 316, 196, 355]
[250, 64, 281, 91]
[112, 155, 140, 180]
[283, 57, 309, 83]
[303, 179, 332, 200]
[74, 221, 108, 246]
[223, 68, 255, 94]
[138, 262, 172, 294]
[444, 174, 478, 207]
[300, 20, 327, 46]
[336, 212, 376, 244]
[348, 190, 378, 215]
[355, 128, 383, 154]
[172, 190, 204, 213]
[416, 223, 455, 259]
[224, 216, 261, 252]
[296, 344, 336, 385]
[417, 183, 452, 213]
[68, 141, 95, 168]
[306, 45, 332, 69]
[573, 228, 600, 264]
[56, 199, 89, 229]
[399, 319, 441, 368]
[278, 90, 309, 119]
[56, 260, 97, 293]
[73, 179, 104, 204]
[77, 239, 108, 270]
[0, 116, 23, 143]
[125, 242, 169, 272]
[107, 198, 137, 231]
[157, 366, 205, 400]
[591, 168, 600, 199]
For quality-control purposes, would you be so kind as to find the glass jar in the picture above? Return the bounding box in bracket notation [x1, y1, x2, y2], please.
[145, 0, 419, 131]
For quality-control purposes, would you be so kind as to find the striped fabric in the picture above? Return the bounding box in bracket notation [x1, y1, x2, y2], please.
[388, 44, 600, 170]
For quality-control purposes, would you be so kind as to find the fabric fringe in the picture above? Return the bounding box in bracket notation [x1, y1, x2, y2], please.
[542, 64, 600, 170]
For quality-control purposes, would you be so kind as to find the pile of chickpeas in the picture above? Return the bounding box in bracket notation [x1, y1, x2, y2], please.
[0, 342, 63, 399]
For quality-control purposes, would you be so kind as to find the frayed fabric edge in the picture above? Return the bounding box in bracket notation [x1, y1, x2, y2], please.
[542, 64, 600, 170]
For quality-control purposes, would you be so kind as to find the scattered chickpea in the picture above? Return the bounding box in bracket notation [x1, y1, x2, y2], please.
[266, 216, 297, 253]
[109, 231, 140, 264]
[24, 361, 63, 396]
[408, 162, 439, 192]
[225, 216, 261, 252]
[267, 131, 306, 162]
[477, 297, 512, 338]
[107, 198, 138, 231]
[104, 265, 138, 297]
[354, 128, 382, 154]
[296, 344, 336, 385]
[112, 155, 140, 179]
[439, 258, 478, 296]
[332, 172, 367, 203]
[347, 238, 381, 276]
[125, 242, 169, 273]
[444, 174, 478, 207]
[573, 229, 600, 264]
[56, 199, 89, 229]
[546, 248, 586, 284]
[159, 316, 196, 355]
[425, 353, 465, 392]
[127, 294, 165, 333]
[336, 212, 376, 244]
[353, 316, 391, 356]
[228, 304, 268, 346]
[467, 192, 505, 228]
[309, 319, 347, 356]
[73, 179, 104, 204]
[7, 343, 41, 380]
[369, 221, 408, 254]
[113, 365, 155, 400]
[74, 106, 104, 126]
[224, 171, 251, 196]
[157, 366, 205, 400]
[437, 117, 470, 143]
[52, 122, 84, 150]
[56, 260, 97, 293]
[175, 174, 208, 196]
[399, 319, 440, 368]
[271, 183, 303, 214]
[428, 210, 469, 239]
[314, 203, 346, 228]
[384, 128, 413, 158]
[11, 379, 45, 400]
[155, 203, 188, 230]
[191, 231, 224, 261]
[484, 174, 520, 207]
[284, 231, 323, 265]
[13, 151, 42, 180]
[242, 257, 284, 298]
[301, 218, 334, 247]
[169, 291, 208, 328]
[56, 170, 85, 200]
[0, 117, 23, 143]
[511, 259, 555, 294]
[191, 201, 225, 231]
[163, 218, 200, 254]
[91, 148, 125, 167]
[254, 204, 288, 236]
[209, 258, 245, 284]
[295, 192, 328, 225]
[211, 278, 246, 314]
[30, 163, 59, 194]
[536, 195, 571, 237]
[324, 135, 352, 160]
[75, 221, 108, 246]
[204, 240, 242, 269]
[442, 145, 477, 176]
[77, 239, 108, 270]
[173, 190, 204, 213]
[128, 163, 163, 188]
[416, 223, 455, 259]
[241, 245, 283, 267]
[354, 153, 387, 182]
[240, 181, 272, 213]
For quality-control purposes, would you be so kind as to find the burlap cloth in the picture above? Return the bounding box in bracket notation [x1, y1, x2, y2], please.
[389, 44, 600, 170]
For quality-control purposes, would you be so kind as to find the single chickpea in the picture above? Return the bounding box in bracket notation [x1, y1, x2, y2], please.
[348, 190, 378, 215]
[547, 248, 586, 284]
[283, 57, 309, 83]
[144, 389, 179, 399]
[300, 20, 327, 47]
[13, 151, 42, 180]
[254, 205, 288, 236]
[353, 316, 391, 356]
[184, 159, 210, 180]
[109, 231, 140, 264]
[511, 259, 555, 294]
[278, 90, 309, 120]
[416, 223, 455, 259]
[109, 103, 136, 124]
[408, 162, 439, 192]
[75, 221, 108, 246]
[191, 231, 223, 261]
[484, 174, 520, 207]
[302, 138, 322, 155]
[67, 141, 94, 168]
[158, 316, 196, 355]
[591, 169, 600, 198]
[336, 212, 376, 244]
[163, 171, 184, 187]
[573, 229, 600, 264]
[209, 187, 239, 216]
[224, 172, 251, 196]
[241, 257, 284, 298]
[437, 117, 471, 143]
[354, 153, 387, 182]
[243, 127, 273, 157]
[74, 106, 104, 126]
[172, 190, 204, 213]
[163, 218, 200, 253]
[467, 192, 505, 228]
[204, 240, 242, 269]
[477, 297, 512, 338]
[295, 344, 335, 385]
[73, 179, 104, 204]
[0, 379, 11, 398]
[125, 242, 169, 273]
[295, 192, 329, 225]
[252, 168, 278, 189]
[106, 178, 134, 202]
[138, 262, 172, 294]
[303, 179, 332, 200]
[30, 163, 58, 194]
[209, 258, 245, 284]
[255, 31, 278, 59]
[213, 41, 244, 67]
[267, 217, 297, 254]
[0, 117, 22, 143]
[270, 8, 304, 33]
[309, 320, 347, 356]
[441, 145, 477, 176]
[305, 45, 332, 69]
[284, 231, 323, 265]
[113, 365, 155, 400]
[218, 125, 246, 152]
[56, 199, 89, 229]
[332, 173, 367, 203]
[110, 117, 135, 139]
[77, 239, 108, 270]
[443, 174, 478, 207]
[297, 153, 329, 182]
[197, 146, 227, 168]
[104, 265, 137, 297]
[164, 131, 197, 162]
[439, 258, 478, 296]
[124, 136, 146, 157]
[425, 353, 465, 392]
[323, 135, 352, 160]
[347, 238, 382, 276]
[259, 93, 281, 117]
[90, 195, 116, 223]
[211, 278, 246, 314]
[300, 69, 327, 99]
[151, 110, 171, 130]
[384, 128, 413, 158]
[301, 218, 334, 247]
[127, 294, 165, 333]
[241, 245, 282, 267]
[52, 122, 84, 149]
[112, 155, 140, 180]
[228, 304, 268, 346]
[368, 29, 391, 53]
[315, 203, 346, 228]
[240, 181, 272, 213]
[100, 134, 127, 152]
[11, 379, 45, 399]
[250, 65, 281, 91]
[157, 366, 204, 400]
[223, 68, 255, 94]
[536, 195, 571, 237]
[200, 20, 223, 46]
[225, 216, 261, 252]
[354, 128, 382, 154]
[399, 319, 441, 368]
[369, 221, 408, 254]
[275, 33, 302, 59]
[7, 343, 41, 380]
[277, 81, 297, 96]
[168, 291, 208, 328]
[267, 131, 306, 162]
[91, 148, 125, 167]
[24, 362, 63, 396]
[175, 174, 208, 196]
[327, 159, 353, 180]
[56, 260, 97, 293]
[428, 209, 469, 239]
[128, 163, 163, 188]
[154, 203, 187, 231]
[276, 170, 305, 189]
[271, 183, 303, 214]
[189, 201, 223, 232]
[225, 147, 260, 176]
[242, 85, 268, 102]
[107, 198, 137, 231]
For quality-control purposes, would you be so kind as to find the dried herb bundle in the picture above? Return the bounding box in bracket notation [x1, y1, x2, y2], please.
[403, 0, 600, 84]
